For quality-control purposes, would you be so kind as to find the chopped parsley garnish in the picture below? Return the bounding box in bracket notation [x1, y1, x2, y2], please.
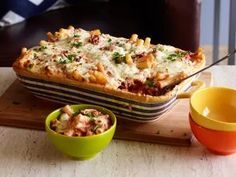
[41, 46, 47, 49]
[73, 111, 80, 116]
[33, 46, 47, 52]
[157, 46, 164, 52]
[58, 59, 68, 64]
[58, 54, 76, 64]
[118, 43, 124, 47]
[74, 34, 80, 38]
[145, 80, 155, 88]
[85, 112, 95, 120]
[166, 51, 188, 61]
[112, 52, 126, 64]
[71, 42, 82, 48]
[67, 54, 76, 61]
[167, 53, 178, 61]
[112, 52, 120, 58]
[108, 38, 112, 43]
[93, 125, 100, 131]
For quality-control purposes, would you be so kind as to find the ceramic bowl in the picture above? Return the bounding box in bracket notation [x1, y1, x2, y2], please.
[189, 114, 236, 155]
[45, 104, 116, 160]
[190, 87, 236, 131]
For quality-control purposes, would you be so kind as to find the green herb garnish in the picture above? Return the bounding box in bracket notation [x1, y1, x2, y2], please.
[112, 52, 121, 58]
[108, 38, 112, 43]
[157, 46, 164, 52]
[67, 54, 76, 62]
[118, 43, 124, 47]
[73, 111, 80, 116]
[33, 46, 47, 52]
[58, 59, 67, 64]
[86, 112, 95, 120]
[112, 52, 126, 64]
[167, 53, 178, 61]
[167, 51, 188, 61]
[145, 80, 155, 88]
[74, 34, 80, 38]
[71, 42, 82, 48]
[58, 54, 76, 64]
[93, 125, 100, 131]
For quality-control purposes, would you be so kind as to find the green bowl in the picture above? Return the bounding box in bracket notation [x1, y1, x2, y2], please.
[45, 104, 117, 160]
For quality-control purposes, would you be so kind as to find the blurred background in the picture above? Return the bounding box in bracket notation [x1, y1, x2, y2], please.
[201, 0, 235, 65]
[0, 0, 235, 66]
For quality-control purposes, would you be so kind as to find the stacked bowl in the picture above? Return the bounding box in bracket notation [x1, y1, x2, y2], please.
[189, 87, 236, 155]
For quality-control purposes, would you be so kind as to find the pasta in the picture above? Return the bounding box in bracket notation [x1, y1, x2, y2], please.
[156, 72, 186, 88]
[92, 71, 107, 85]
[125, 54, 133, 65]
[50, 105, 112, 137]
[96, 62, 105, 73]
[72, 70, 83, 81]
[144, 37, 151, 47]
[90, 29, 101, 36]
[136, 39, 144, 46]
[129, 34, 138, 42]
[136, 53, 155, 69]
[62, 105, 74, 116]
[13, 26, 205, 102]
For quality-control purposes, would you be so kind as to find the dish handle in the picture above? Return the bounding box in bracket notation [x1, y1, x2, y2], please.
[177, 80, 205, 99]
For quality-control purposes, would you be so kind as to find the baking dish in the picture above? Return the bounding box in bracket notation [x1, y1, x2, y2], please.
[12, 26, 206, 122]
[16, 74, 204, 122]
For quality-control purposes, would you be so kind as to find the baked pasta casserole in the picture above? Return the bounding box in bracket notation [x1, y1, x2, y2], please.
[13, 26, 205, 104]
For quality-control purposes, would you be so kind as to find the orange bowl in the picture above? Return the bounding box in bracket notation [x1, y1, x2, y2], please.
[189, 114, 236, 155]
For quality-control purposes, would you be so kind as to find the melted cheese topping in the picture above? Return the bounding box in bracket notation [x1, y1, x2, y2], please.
[23, 28, 198, 89]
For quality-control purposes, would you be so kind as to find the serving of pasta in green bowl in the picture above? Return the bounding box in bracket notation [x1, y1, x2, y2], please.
[45, 104, 116, 160]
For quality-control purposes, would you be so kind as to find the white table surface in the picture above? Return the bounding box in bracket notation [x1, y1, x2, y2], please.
[0, 66, 236, 177]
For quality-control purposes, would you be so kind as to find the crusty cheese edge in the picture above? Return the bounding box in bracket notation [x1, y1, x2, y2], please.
[13, 53, 205, 103]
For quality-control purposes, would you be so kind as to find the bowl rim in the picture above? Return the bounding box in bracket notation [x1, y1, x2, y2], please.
[189, 114, 236, 133]
[45, 104, 117, 139]
[190, 86, 236, 131]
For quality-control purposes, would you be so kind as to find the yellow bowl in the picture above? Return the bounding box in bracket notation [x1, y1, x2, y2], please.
[190, 87, 236, 131]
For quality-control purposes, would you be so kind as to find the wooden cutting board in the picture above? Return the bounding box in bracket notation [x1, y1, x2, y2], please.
[0, 72, 212, 146]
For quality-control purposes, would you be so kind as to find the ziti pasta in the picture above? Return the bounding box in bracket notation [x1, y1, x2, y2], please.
[50, 105, 112, 137]
[13, 26, 205, 104]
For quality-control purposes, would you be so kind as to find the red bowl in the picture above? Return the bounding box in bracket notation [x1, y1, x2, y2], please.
[189, 114, 236, 155]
